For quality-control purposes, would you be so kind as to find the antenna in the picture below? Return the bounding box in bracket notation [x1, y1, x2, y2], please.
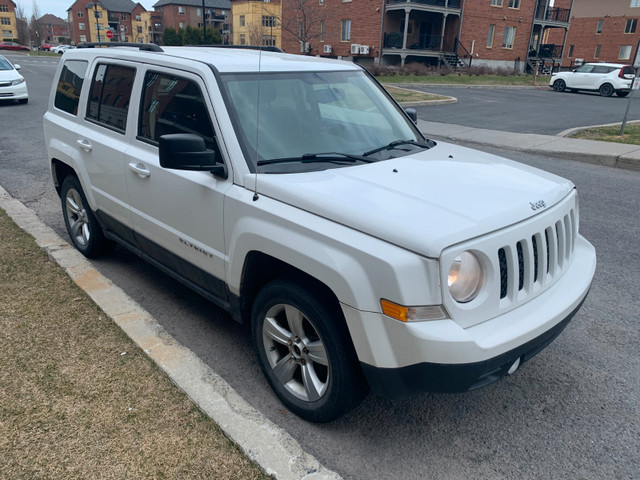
[252, 47, 263, 202]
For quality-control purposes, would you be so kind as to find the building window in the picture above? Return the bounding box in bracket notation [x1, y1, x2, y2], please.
[262, 35, 276, 46]
[502, 26, 515, 49]
[596, 19, 603, 34]
[121, 14, 127, 20]
[136, 14, 141, 21]
[625, 18, 637, 33]
[262, 16, 276, 28]
[632, 0, 640, 7]
[240, 34, 246, 45]
[80, 34, 87, 42]
[567, 44, 574, 58]
[95, 11, 102, 18]
[319, 0, 324, 4]
[77, 11, 84, 17]
[320, 20, 325, 42]
[341, 19, 351, 42]
[0, 5, 8, 12]
[594, 44, 601, 59]
[178, 6, 185, 15]
[78, 22, 85, 30]
[2, 29, 11, 38]
[1, 17, 11, 25]
[197, 8, 202, 16]
[508, 0, 520, 8]
[239, 15, 245, 27]
[486, 24, 495, 47]
[619, 45, 632, 59]
[491, 0, 503, 6]
[137, 26, 142, 34]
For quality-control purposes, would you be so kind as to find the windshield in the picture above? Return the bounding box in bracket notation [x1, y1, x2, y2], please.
[219, 70, 425, 173]
[0, 57, 13, 71]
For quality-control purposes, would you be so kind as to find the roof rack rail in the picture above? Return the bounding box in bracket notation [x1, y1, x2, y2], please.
[192, 44, 284, 53]
[77, 42, 163, 52]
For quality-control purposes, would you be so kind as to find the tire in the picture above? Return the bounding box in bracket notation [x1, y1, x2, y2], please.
[599, 83, 614, 97]
[616, 91, 630, 97]
[252, 279, 368, 422]
[552, 79, 566, 92]
[60, 175, 113, 258]
[18, 98, 28, 104]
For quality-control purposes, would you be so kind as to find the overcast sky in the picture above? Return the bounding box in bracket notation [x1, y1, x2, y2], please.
[16, 0, 158, 20]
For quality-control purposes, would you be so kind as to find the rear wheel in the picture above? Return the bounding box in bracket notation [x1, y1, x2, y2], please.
[252, 279, 368, 422]
[599, 83, 614, 97]
[552, 79, 566, 92]
[60, 176, 113, 258]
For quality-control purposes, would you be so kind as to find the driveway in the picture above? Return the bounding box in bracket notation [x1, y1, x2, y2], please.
[408, 84, 640, 135]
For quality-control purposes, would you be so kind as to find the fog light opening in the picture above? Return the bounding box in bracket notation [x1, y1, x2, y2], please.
[507, 357, 521, 375]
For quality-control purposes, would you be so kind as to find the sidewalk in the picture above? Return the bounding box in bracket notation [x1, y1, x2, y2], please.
[417, 120, 640, 171]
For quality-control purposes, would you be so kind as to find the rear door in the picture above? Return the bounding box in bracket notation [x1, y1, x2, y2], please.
[124, 66, 232, 300]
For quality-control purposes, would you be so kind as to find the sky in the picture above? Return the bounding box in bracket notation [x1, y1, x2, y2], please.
[15, 0, 158, 20]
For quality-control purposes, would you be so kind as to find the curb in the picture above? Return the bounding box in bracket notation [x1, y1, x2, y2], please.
[383, 84, 457, 106]
[0, 185, 342, 480]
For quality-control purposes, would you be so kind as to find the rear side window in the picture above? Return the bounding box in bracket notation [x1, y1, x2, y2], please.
[138, 71, 216, 148]
[621, 66, 635, 76]
[54, 60, 87, 115]
[592, 65, 615, 74]
[86, 63, 136, 132]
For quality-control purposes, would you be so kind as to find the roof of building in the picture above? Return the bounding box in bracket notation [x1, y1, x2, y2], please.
[38, 14, 68, 25]
[68, 0, 140, 13]
[152, 0, 231, 9]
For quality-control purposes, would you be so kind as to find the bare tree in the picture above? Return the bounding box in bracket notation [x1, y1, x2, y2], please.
[277, 0, 329, 54]
[247, 22, 266, 46]
[14, 2, 29, 44]
[29, 0, 41, 46]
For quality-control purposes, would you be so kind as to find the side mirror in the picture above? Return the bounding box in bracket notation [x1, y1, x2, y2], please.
[159, 133, 227, 179]
[405, 107, 418, 123]
[14, 64, 21, 70]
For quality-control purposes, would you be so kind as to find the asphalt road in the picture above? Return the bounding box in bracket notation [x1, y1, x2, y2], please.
[410, 83, 640, 135]
[1, 53, 639, 480]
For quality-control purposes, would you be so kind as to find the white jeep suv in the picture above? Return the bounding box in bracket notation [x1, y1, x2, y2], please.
[44, 44, 596, 422]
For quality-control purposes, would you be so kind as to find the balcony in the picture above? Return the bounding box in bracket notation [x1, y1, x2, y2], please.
[386, 0, 460, 6]
[534, 6, 570, 25]
[384, 32, 443, 50]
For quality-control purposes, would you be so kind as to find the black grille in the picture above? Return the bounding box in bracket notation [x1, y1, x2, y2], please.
[499, 248, 507, 299]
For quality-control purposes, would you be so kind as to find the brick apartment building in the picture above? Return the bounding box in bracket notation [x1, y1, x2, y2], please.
[278, 0, 573, 71]
[152, 0, 231, 39]
[67, 0, 147, 44]
[232, 0, 281, 48]
[563, 0, 640, 67]
[37, 14, 70, 44]
[0, 0, 18, 41]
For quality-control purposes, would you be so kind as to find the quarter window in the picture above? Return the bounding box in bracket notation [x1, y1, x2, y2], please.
[138, 72, 216, 149]
[55, 60, 88, 115]
[86, 64, 136, 132]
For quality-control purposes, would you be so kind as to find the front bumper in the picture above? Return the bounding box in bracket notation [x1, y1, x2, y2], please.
[0, 82, 28, 101]
[342, 235, 596, 398]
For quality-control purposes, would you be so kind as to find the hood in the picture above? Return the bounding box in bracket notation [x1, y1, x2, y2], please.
[0, 69, 21, 82]
[248, 142, 574, 258]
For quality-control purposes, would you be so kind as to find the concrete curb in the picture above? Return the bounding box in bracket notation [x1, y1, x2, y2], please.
[383, 84, 457, 106]
[418, 120, 640, 171]
[0, 185, 342, 480]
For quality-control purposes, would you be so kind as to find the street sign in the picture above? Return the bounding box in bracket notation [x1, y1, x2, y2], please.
[106, 30, 114, 39]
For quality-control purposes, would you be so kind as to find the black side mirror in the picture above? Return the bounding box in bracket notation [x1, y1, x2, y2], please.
[159, 133, 227, 179]
[405, 107, 418, 123]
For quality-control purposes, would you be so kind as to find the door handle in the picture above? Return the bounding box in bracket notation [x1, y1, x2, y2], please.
[128, 162, 151, 178]
[76, 139, 93, 152]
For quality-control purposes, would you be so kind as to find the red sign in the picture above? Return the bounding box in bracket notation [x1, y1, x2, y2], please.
[105, 30, 114, 39]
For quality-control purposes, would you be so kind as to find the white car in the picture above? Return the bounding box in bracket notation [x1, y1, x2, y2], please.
[51, 44, 71, 54]
[549, 62, 635, 97]
[44, 44, 596, 422]
[0, 54, 28, 104]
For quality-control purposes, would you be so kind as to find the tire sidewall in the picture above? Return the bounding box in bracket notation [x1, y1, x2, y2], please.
[60, 176, 106, 258]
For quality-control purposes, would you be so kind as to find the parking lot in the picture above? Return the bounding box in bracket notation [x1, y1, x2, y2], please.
[1, 52, 639, 480]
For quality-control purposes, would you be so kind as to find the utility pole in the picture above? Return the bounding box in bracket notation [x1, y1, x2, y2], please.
[202, 0, 206, 43]
[94, 2, 101, 43]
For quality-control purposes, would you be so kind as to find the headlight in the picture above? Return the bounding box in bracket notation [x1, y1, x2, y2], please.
[448, 251, 484, 303]
[11, 77, 25, 86]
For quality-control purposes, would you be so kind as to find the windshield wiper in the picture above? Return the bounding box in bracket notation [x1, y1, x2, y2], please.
[257, 152, 374, 166]
[363, 139, 432, 157]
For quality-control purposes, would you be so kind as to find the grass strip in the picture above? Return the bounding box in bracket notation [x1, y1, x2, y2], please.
[0, 209, 271, 480]
[572, 124, 640, 145]
[377, 74, 551, 86]
[385, 85, 448, 103]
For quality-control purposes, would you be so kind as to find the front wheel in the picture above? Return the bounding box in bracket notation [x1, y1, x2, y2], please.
[60, 176, 113, 258]
[599, 83, 614, 97]
[252, 279, 368, 422]
[552, 79, 566, 92]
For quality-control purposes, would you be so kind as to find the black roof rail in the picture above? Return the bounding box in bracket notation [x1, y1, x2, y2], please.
[77, 42, 163, 52]
[191, 44, 284, 53]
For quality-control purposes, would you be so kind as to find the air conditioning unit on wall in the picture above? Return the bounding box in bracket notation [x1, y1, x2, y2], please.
[350, 44, 360, 55]
[359, 45, 369, 54]
[324, 44, 332, 54]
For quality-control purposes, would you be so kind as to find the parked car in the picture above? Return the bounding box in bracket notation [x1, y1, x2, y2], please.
[549, 63, 635, 97]
[44, 44, 596, 422]
[0, 41, 30, 51]
[51, 44, 70, 54]
[41, 43, 54, 51]
[0, 54, 28, 104]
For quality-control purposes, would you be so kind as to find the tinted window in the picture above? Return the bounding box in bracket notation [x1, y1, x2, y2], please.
[575, 65, 594, 73]
[592, 65, 614, 74]
[138, 72, 215, 148]
[86, 64, 136, 132]
[54, 60, 87, 115]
